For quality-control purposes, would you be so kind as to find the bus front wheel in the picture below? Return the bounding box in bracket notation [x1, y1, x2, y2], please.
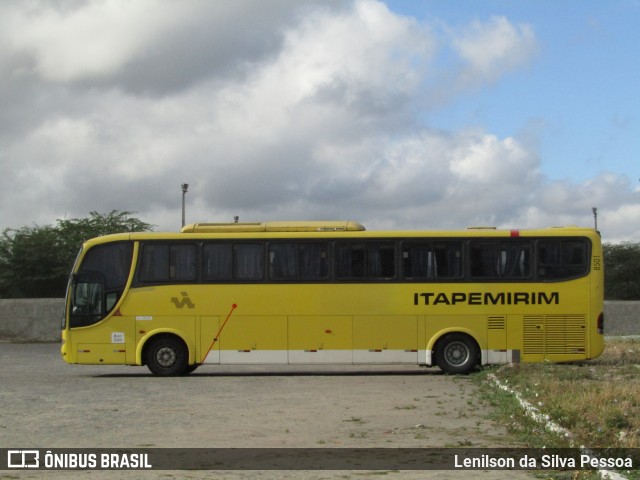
[435, 333, 479, 374]
[145, 336, 188, 376]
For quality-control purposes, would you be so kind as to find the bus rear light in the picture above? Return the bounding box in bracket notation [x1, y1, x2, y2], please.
[597, 312, 604, 334]
[510, 230, 520, 237]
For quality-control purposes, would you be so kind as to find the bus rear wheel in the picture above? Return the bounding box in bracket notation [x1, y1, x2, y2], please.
[145, 336, 188, 376]
[435, 333, 479, 374]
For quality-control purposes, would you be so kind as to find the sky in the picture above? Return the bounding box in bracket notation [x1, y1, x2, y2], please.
[1, 0, 639, 242]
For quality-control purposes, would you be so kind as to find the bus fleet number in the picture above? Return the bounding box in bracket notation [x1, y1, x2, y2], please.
[593, 256, 602, 271]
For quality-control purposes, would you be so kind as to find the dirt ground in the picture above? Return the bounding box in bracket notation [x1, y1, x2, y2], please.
[0, 343, 536, 479]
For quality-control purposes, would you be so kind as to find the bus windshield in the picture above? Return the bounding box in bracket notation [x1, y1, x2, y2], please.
[67, 242, 133, 328]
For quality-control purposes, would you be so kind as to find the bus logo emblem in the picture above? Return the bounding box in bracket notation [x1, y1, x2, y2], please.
[7, 450, 39, 468]
[171, 292, 195, 309]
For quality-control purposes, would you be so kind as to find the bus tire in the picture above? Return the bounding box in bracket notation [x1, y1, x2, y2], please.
[145, 335, 188, 376]
[435, 333, 479, 374]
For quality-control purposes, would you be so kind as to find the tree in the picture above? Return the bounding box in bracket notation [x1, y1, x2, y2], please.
[0, 211, 152, 298]
[603, 242, 640, 300]
[0, 225, 63, 298]
[55, 210, 152, 272]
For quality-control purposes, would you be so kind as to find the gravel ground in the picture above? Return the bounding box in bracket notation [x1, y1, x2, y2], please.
[0, 343, 536, 479]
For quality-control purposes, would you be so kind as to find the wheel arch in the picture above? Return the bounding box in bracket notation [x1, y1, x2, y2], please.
[136, 329, 194, 366]
[428, 329, 482, 372]
[427, 328, 481, 355]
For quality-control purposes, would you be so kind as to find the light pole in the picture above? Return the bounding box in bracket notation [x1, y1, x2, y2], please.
[181, 183, 189, 227]
[592, 207, 598, 231]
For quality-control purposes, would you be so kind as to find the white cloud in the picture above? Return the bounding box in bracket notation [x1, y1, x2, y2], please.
[5, 0, 172, 82]
[449, 134, 537, 183]
[0, 0, 639, 243]
[451, 15, 537, 84]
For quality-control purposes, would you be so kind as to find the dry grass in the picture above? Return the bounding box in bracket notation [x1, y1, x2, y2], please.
[484, 337, 640, 449]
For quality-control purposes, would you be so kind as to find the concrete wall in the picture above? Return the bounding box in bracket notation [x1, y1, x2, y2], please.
[0, 298, 638, 342]
[603, 301, 640, 336]
[0, 298, 65, 342]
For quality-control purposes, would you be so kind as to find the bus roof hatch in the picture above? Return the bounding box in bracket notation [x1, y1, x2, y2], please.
[181, 221, 366, 233]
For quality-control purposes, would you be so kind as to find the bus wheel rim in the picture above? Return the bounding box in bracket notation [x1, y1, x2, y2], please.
[156, 347, 177, 367]
[444, 341, 469, 366]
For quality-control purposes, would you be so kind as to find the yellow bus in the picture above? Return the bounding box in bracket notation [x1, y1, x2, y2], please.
[61, 221, 604, 375]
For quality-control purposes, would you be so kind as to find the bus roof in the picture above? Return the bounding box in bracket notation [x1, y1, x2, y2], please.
[80, 223, 600, 249]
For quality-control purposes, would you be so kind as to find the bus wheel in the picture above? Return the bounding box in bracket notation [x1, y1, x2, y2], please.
[435, 333, 479, 374]
[145, 336, 188, 376]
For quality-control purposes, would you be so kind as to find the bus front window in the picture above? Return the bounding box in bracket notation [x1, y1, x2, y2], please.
[73, 276, 104, 316]
[68, 242, 133, 328]
[69, 271, 106, 327]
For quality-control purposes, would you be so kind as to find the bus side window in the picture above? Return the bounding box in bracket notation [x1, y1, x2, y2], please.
[234, 244, 264, 281]
[537, 241, 559, 278]
[469, 242, 499, 278]
[538, 240, 587, 279]
[202, 244, 233, 281]
[402, 243, 435, 279]
[499, 243, 531, 278]
[269, 243, 298, 280]
[170, 244, 197, 281]
[562, 241, 587, 276]
[139, 244, 197, 282]
[337, 243, 366, 279]
[367, 243, 395, 279]
[433, 242, 462, 278]
[300, 243, 329, 280]
[139, 244, 169, 281]
[402, 242, 462, 279]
